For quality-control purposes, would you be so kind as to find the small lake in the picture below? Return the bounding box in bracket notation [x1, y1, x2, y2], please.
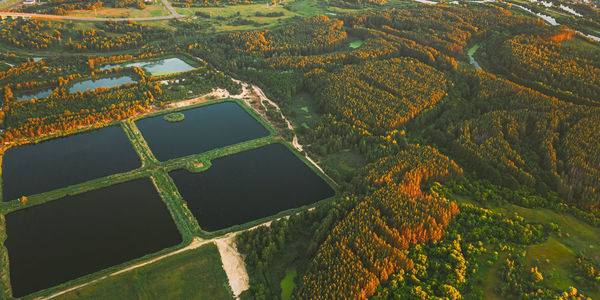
[15, 88, 53, 101]
[169, 143, 335, 231]
[2, 126, 140, 201]
[126, 58, 195, 76]
[4, 178, 182, 297]
[136, 102, 269, 161]
[69, 76, 134, 93]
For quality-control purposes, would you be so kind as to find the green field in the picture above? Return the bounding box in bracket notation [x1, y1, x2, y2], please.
[54, 244, 232, 300]
[283, 0, 329, 16]
[497, 204, 600, 265]
[176, 3, 297, 32]
[349, 40, 364, 49]
[459, 199, 600, 299]
[525, 237, 577, 291]
[280, 267, 297, 300]
[467, 43, 480, 56]
[481, 252, 506, 300]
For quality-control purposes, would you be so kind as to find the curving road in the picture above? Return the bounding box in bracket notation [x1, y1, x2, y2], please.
[0, 0, 185, 21]
[160, 0, 180, 17]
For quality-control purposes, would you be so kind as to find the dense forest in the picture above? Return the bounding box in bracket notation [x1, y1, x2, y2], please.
[211, 4, 600, 299]
[0, 19, 172, 52]
[1, 1, 600, 299]
[0, 19, 63, 49]
[12, 0, 150, 15]
[482, 26, 600, 105]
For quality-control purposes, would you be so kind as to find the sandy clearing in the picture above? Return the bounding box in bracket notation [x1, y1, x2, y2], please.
[216, 236, 249, 299]
[159, 88, 231, 110]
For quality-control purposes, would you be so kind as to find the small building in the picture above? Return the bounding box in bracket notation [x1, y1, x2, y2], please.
[23, 0, 36, 5]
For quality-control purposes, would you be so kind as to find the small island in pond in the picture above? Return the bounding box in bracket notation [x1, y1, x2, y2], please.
[164, 112, 185, 123]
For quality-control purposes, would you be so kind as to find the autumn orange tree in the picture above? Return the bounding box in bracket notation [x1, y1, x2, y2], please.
[295, 145, 462, 299]
[0, 19, 63, 49]
[484, 26, 600, 104]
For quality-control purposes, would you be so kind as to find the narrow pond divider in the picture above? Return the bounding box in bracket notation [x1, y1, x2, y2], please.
[121, 120, 159, 168]
[0, 215, 10, 299]
[150, 169, 200, 242]
[0, 94, 338, 299]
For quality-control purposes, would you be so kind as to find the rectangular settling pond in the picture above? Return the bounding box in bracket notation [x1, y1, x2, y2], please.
[4, 178, 182, 297]
[2, 126, 140, 201]
[136, 102, 269, 161]
[169, 143, 335, 231]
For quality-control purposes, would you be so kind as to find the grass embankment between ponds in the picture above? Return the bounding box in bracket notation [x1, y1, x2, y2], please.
[0, 97, 338, 299]
[122, 120, 159, 168]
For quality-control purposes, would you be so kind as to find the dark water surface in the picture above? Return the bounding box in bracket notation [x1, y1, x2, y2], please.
[170, 144, 335, 231]
[4, 178, 182, 297]
[2, 126, 140, 201]
[136, 102, 269, 161]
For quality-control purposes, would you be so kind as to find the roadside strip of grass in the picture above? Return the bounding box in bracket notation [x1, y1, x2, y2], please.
[53, 243, 232, 300]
